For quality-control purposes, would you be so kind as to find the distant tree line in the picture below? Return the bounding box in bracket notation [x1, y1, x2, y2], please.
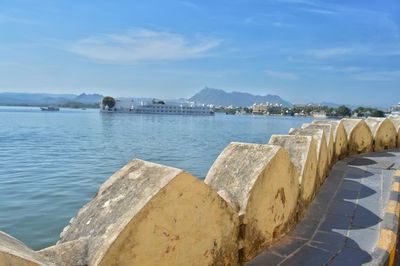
[216, 104, 386, 118]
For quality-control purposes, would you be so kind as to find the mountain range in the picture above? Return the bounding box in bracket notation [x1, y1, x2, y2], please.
[0, 93, 103, 106]
[189, 87, 292, 107]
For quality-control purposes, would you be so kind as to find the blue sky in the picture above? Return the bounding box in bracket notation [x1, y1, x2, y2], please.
[0, 0, 399, 106]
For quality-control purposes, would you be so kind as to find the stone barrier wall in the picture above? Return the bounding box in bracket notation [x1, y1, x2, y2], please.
[1, 117, 400, 266]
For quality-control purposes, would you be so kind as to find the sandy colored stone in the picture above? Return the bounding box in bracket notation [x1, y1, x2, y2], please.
[290, 127, 329, 183]
[269, 135, 318, 204]
[313, 120, 348, 161]
[342, 118, 373, 155]
[365, 117, 397, 151]
[389, 116, 400, 147]
[0, 231, 50, 266]
[39, 238, 88, 266]
[58, 160, 239, 266]
[303, 124, 334, 167]
[205, 143, 299, 262]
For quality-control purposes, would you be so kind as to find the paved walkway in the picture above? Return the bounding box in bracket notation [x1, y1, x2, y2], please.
[247, 149, 400, 266]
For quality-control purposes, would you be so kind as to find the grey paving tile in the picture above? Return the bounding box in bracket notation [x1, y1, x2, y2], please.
[357, 197, 383, 217]
[328, 247, 372, 265]
[319, 214, 351, 234]
[346, 226, 380, 253]
[340, 180, 362, 192]
[245, 250, 284, 266]
[358, 185, 378, 200]
[269, 237, 307, 257]
[348, 158, 377, 167]
[328, 200, 356, 217]
[333, 188, 360, 201]
[361, 175, 382, 190]
[381, 212, 399, 232]
[368, 161, 394, 170]
[280, 245, 334, 266]
[318, 178, 342, 199]
[345, 166, 374, 180]
[352, 205, 383, 230]
[310, 231, 346, 253]
[288, 216, 320, 239]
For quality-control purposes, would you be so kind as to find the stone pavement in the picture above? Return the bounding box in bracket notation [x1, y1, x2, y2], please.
[247, 149, 400, 266]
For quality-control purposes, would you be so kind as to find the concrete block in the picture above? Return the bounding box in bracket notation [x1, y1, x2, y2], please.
[290, 127, 329, 184]
[205, 143, 299, 262]
[313, 120, 348, 161]
[56, 160, 239, 266]
[269, 135, 318, 204]
[303, 123, 334, 167]
[388, 116, 400, 147]
[342, 118, 373, 155]
[365, 117, 397, 152]
[0, 231, 50, 266]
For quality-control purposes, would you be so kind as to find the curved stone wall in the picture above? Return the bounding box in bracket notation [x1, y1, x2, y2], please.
[365, 117, 397, 151]
[389, 116, 400, 147]
[0, 117, 399, 266]
[342, 118, 374, 155]
[289, 127, 329, 183]
[204, 143, 299, 262]
[313, 120, 348, 161]
[268, 135, 318, 205]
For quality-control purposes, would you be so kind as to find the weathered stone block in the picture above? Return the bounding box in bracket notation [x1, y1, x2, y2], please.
[39, 238, 88, 266]
[342, 118, 373, 155]
[55, 160, 239, 266]
[303, 124, 334, 167]
[0, 231, 50, 266]
[313, 120, 348, 161]
[205, 143, 299, 262]
[289, 128, 329, 183]
[365, 117, 397, 151]
[269, 135, 318, 205]
[389, 116, 400, 147]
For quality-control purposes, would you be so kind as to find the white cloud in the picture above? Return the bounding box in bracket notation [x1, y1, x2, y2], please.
[264, 70, 298, 80]
[306, 48, 353, 59]
[69, 29, 221, 63]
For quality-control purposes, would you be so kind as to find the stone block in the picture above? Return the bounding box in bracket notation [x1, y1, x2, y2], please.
[289, 127, 329, 183]
[269, 135, 318, 204]
[0, 231, 50, 266]
[205, 143, 299, 262]
[303, 123, 334, 167]
[342, 118, 373, 155]
[365, 118, 397, 151]
[313, 120, 348, 161]
[388, 116, 400, 147]
[55, 160, 239, 266]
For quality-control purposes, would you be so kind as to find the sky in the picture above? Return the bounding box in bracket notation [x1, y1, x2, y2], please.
[0, 0, 399, 106]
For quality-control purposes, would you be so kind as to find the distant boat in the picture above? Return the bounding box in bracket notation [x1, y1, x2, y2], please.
[40, 106, 60, 112]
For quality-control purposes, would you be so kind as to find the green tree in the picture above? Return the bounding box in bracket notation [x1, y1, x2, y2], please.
[370, 109, 385, 117]
[102, 96, 116, 108]
[336, 105, 351, 117]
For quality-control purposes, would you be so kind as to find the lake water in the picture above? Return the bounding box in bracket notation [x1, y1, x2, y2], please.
[0, 106, 311, 250]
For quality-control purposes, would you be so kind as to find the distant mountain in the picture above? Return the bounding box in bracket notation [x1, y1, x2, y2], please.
[73, 93, 103, 104]
[0, 92, 103, 106]
[189, 87, 292, 107]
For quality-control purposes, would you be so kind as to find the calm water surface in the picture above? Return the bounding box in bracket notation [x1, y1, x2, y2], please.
[0, 106, 311, 250]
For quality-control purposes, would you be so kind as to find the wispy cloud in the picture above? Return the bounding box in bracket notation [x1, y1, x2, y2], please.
[69, 28, 221, 63]
[301, 8, 339, 15]
[320, 65, 364, 72]
[351, 71, 400, 81]
[306, 48, 353, 59]
[264, 70, 298, 80]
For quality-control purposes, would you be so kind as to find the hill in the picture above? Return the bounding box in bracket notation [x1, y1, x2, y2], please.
[0, 92, 103, 107]
[189, 87, 292, 107]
